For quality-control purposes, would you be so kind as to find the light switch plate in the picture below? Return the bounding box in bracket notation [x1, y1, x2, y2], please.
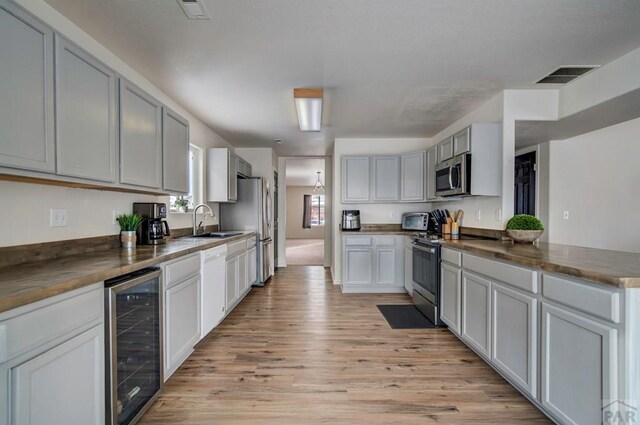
[113, 210, 122, 225]
[475, 210, 481, 221]
[495, 209, 502, 222]
[51, 208, 68, 227]
[563, 211, 570, 220]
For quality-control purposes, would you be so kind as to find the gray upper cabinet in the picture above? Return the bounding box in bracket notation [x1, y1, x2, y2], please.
[0, 2, 55, 173]
[400, 151, 425, 201]
[342, 156, 370, 203]
[228, 152, 238, 202]
[162, 107, 189, 193]
[453, 126, 471, 156]
[372, 156, 400, 202]
[119, 79, 163, 189]
[55, 36, 117, 182]
[426, 146, 437, 200]
[437, 137, 453, 163]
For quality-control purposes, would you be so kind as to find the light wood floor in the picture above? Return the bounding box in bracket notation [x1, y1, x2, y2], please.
[140, 266, 551, 425]
[285, 238, 324, 265]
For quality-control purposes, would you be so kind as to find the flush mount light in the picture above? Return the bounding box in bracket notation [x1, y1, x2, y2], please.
[294, 88, 323, 132]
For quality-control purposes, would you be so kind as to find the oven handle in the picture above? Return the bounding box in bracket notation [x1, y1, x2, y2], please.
[412, 242, 436, 254]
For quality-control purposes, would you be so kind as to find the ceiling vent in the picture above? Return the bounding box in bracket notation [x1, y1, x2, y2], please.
[177, 0, 210, 20]
[536, 66, 598, 84]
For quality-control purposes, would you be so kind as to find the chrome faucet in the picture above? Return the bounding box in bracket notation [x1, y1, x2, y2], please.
[193, 204, 214, 235]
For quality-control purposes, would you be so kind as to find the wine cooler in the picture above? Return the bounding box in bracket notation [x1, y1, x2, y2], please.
[105, 267, 163, 425]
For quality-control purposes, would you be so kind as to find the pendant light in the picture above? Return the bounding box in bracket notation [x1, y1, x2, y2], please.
[313, 171, 325, 192]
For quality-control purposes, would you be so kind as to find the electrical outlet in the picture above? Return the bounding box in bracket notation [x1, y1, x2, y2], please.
[113, 210, 122, 225]
[495, 209, 502, 222]
[563, 211, 570, 220]
[475, 210, 481, 221]
[51, 208, 68, 227]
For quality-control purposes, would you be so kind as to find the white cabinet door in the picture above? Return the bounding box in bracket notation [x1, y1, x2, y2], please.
[165, 275, 201, 378]
[247, 246, 257, 286]
[238, 251, 248, 295]
[372, 156, 400, 201]
[541, 302, 618, 425]
[426, 146, 437, 200]
[225, 256, 238, 309]
[491, 282, 537, 398]
[0, 2, 55, 173]
[440, 263, 461, 334]
[344, 248, 373, 285]
[201, 254, 226, 339]
[119, 79, 162, 189]
[375, 248, 396, 285]
[162, 107, 189, 193]
[55, 36, 117, 183]
[400, 152, 425, 201]
[453, 126, 471, 156]
[342, 156, 370, 203]
[437, 137, 454, 163]
[11, 325, 104, 425]
[404, 246, 413, 295]
[228, 152, 238, 202]
[461, 271, 492, 359]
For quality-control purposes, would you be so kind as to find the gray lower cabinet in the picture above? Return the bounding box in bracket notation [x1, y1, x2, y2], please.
[372, 156, 400, 201]
[344, 247, 374, 285]
[162, 107, 189, 193]
[342, 156, 370, 203]
[541, 302, 617, 425]
[342, 235, 404, 292]
[119, 78, 163, 189]
[461, 271, 491, 359]
[426, 146, 437, 200]
[225, 255, 239, 308]
[0, 1, 55, 173]
[400, 151, 425, 201]
[491, 282, 537, 397]
[440, 262, 461, 334]
[55, 36, 117, 182]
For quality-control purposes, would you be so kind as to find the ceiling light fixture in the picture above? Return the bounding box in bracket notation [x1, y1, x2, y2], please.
[313, 171, 325, 192]
[294, 88, 323, 132]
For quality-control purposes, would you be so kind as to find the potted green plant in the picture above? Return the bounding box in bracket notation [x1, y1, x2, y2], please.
[174, 197, 189, 213]
[115, 213, 145, 249]
[506, 214, 544, 243]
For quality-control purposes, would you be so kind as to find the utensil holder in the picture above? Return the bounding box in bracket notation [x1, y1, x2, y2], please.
[442, 223, 451, 234]
[451, 222, 459, 236]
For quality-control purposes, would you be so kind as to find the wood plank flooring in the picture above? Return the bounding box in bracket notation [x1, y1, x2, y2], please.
[140, 266, 551, 424]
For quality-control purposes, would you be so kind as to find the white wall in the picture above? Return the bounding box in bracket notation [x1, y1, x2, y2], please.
[285, 186, 325, 239]
[546, 117, 640, 252]
[332, 138, 432, 283]
[0, 0, 233, 247]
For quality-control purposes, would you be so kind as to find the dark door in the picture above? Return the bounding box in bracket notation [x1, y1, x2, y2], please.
[514, 151, 536, 215]
[273, 170, 279, 269]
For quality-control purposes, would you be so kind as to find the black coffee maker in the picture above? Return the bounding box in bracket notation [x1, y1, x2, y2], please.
[133, 203, 171, 245]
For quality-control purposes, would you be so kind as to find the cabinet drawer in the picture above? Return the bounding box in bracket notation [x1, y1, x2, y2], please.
[442, 248, 462, 267]
[542, 274, 620, 323]
[463, 253, 538, 293]
[165, 253, 200, 288]
[227, 240, 246, 257]
[375, 236, 396, 247]
[344, 236, 372, 247]
[0, 286, 102, 363]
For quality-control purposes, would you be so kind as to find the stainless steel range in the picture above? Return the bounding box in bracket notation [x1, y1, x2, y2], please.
[411, 234, 442, 325]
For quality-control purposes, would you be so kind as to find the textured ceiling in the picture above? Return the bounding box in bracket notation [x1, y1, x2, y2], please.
[44, 0, 640, 155]
[286, 159, 325, 187]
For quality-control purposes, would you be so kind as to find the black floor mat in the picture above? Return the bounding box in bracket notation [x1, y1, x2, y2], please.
[377, 304, 437, 329]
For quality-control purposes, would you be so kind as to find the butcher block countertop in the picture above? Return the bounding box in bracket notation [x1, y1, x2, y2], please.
[440, 239, 640, 289]
[0, 232, 255, 314]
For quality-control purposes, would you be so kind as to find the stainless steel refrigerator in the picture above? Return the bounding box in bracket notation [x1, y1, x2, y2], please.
[220, 178, 273, 285]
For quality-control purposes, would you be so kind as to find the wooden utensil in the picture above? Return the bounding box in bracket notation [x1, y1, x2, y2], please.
[456, 210, 463, 223]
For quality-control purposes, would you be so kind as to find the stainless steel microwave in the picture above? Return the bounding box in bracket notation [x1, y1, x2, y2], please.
[435, 153, 471, 197]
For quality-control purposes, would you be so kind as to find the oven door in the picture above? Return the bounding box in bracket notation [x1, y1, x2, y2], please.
[412, 243, 439, 304]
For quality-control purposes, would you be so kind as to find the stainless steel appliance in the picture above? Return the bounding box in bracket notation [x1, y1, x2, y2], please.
[220, 178, 273, 285]
[401, 212, 433, 232]
[341, 210, 361, 231]
[133, 203, 170, 245]
[411, 236, 441, 325]
[435, 153, 471, 197]
[105, 267, 163, 425]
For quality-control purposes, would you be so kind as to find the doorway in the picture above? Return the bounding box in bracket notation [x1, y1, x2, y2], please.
[285, 159, 326, 266]
[514, 151, 536, 215]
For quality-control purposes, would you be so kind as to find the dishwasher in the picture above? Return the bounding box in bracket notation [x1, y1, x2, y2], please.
[201, 245, 227, 339]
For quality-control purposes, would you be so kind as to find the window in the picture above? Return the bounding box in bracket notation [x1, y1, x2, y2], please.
[170, 144, 203, 212]
[310, 194, 325, 226]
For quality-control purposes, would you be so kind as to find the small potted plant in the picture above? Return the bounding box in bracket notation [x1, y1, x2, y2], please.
[506, 214, 544, 243]
[174, 197, 189, 213]
[115, 213, 145, 249]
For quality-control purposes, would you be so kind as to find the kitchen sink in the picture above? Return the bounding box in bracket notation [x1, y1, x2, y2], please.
[192, 231, 243, 238]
